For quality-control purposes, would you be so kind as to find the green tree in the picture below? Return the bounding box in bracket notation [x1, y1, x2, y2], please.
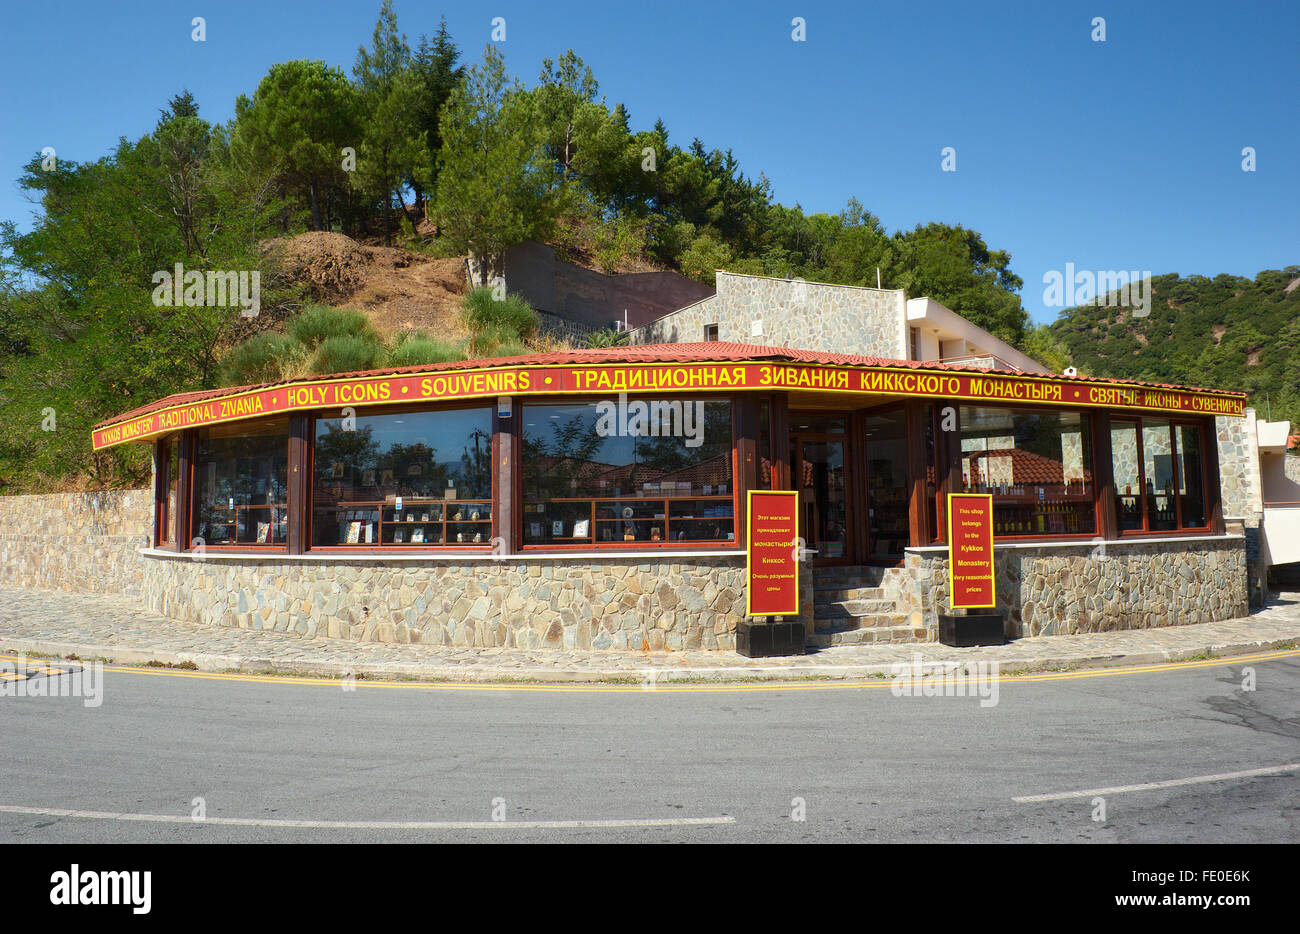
[409, 18, 462, 212]
[891, 223, 1029, 345]
[534, 50, 601, 188]
[229, 60, 360, 231]
[1023, 324, 1071, 373]
[352, 1, 429, 245]
[0, 93, 294, 490]
[433, 45, 553, 285]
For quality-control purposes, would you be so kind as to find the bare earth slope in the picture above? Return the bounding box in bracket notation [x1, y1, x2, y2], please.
[266, 232, 468, 341]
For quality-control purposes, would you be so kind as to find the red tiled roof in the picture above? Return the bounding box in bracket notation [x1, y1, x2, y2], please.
[94, 341, 1247, 430]
[964, 447, 1094, 486]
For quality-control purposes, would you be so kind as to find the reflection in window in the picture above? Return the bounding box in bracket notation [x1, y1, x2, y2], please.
[521, 399, 734, 545]
[959, 406, 1095, 536]
[158, 435, 179, 545]
[313, 408, 492, 547]
[797, 437, 847, 558]
[1177, 424, 1206, 527]
[1143, 419, 1177, 531]
[864, 407, 909, 556]
[193, 418, 289, 546]
[1111, 418, 1207, 533]
[1111, 422, 1142, 531]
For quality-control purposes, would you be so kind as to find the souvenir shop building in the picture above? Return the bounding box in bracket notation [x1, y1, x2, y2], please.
[92, 342, 1250, 652]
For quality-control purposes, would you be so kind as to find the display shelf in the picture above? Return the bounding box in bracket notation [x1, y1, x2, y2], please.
[525, 495, 734, 545]
[318, 497, 491, 547]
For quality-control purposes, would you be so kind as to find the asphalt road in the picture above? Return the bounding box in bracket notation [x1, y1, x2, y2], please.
[1, 654, 1296, 843]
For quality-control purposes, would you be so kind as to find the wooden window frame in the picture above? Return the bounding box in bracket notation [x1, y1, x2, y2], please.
[154, 435, 180, 549]
[516, 393, 741, 552]
[858, 401, 910, 564]
[187, 417, 291, 554]
[305, 401, 498, 553]
[952, 402, 1102, 542]
[1109, 415, 1215, 537]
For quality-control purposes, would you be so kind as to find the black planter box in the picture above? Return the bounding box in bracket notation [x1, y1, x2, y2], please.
[938, 613, 1005, 647]
[736, 619, 806, 657]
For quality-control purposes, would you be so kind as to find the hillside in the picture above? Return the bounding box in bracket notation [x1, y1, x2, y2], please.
[1048, 268, 1300, 427]
[0, 0, 1286, 492]
[266, 232, 468, 341]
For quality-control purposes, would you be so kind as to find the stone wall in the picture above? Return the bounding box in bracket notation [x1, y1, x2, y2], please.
[502, 240, 714, 330]
[536, 310, 599, 346]
[1285, 454, 1300, 486]
[904, 537, 1247, 638]
[629, 295, 721, 346]
[1217, 409, 1263, 520]
[140, 552, 748, 651]
[0, 489, 152, 596]
[631, 272, 907, 357]
[1217, 409, 1265, 604]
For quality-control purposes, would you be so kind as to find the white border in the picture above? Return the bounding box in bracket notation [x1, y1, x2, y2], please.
[139, 547, 744, 564]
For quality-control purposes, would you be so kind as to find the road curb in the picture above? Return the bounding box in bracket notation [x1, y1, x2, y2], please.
[2, 634, 1295, 685]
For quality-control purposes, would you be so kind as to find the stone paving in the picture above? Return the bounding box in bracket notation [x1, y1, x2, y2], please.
[1, 585, 1297, 683]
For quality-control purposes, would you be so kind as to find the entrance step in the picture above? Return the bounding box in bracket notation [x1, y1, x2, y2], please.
[807, 624, 928, 648]
[814, 597, 894, 618]
[812, 565, 887, 587]
[814, 586, 884, 604]
[810, 564, 928, 646]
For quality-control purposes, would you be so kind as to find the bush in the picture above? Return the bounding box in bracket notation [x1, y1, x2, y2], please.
[218, 333, 301, 385]
[485, 341, 530, 359]
[459, 287, 538, 355]
[287, 305, 375, 349]
[583, 327, 628, 348]
[386, 337, 468, 367]
[309, 334, 385, 375]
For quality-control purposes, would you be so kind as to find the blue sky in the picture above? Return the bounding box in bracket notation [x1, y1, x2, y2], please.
[1, 0, 1295, 323]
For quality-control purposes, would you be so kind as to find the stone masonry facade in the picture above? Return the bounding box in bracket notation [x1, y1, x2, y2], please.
[1217, 409, 1265, 604]
[630, 271, 908, 358]
[140, 553, 748, 651]
[1285, 454, 1300, 486]
[0, 426, 1254, 652]
[0, 490, 152, 596]
[903, 537, 1247, 638]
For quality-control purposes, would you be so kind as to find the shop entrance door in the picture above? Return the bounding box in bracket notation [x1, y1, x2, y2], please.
[789, 425, 852, 565]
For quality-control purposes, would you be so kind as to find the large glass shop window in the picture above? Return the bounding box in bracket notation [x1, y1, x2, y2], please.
[521, 399, 734, 546]
[192, 418, 289, 546]
[958, 406, 1096, 536]
[312, 407, 493, 547]
[863, 407, 910, 556]
[157, 435, 179, 545]
[1111, 418, 1207, 533]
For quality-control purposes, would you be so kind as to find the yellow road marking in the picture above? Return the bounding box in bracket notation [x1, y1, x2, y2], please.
[0, 662, 77, 680]
[1, 647, 1293, 694]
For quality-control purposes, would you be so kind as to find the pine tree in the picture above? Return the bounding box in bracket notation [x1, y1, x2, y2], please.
[410, 17, 462, 214]
[352, 0, 427, 245]
[433, 45, 552, 285]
